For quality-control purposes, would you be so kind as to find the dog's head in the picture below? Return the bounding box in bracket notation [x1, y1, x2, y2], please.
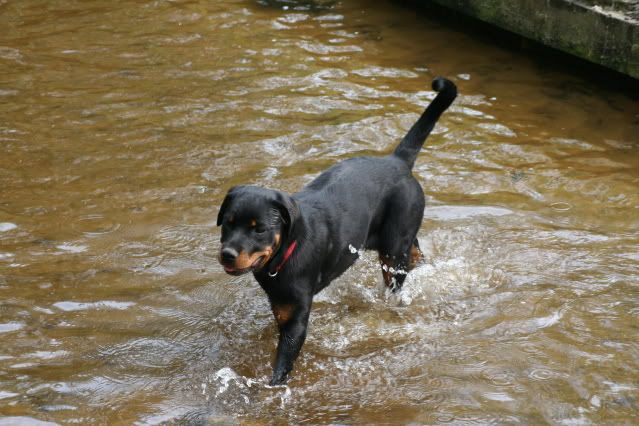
[216, 185, 299, 276]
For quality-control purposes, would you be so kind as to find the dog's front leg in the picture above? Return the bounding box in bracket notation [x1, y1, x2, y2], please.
[269, 297, 312, 385]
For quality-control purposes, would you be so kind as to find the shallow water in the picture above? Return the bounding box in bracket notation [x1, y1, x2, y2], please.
[1, 0, 638, 424]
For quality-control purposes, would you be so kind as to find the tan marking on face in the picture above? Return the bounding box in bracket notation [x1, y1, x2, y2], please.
[234, 247, 272, 270]
[272, 304, 294, 326]
[250, 219, 257, 227]
[227, 235, 280, 271]
[228, 216, 235, 224]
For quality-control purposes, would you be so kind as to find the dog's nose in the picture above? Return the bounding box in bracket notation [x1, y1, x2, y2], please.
[220, 247, 238, 264]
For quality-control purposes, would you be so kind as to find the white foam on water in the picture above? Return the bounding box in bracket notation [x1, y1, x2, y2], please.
[0, 322, 25, 333]
[212, 367, 240, 396]
[26, 351, 69, 360]
[0, 417, 59, 426]
[0, 223, 17, 232]
[423, 205, 513, 221]
[399, 256, 491, 304]
[206, 366, 294, 413]
[0, 391, 19, 400]
[52, 301, 136, 312]
[55, 244, 88, 254]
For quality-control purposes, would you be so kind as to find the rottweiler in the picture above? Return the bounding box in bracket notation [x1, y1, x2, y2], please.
[217, 77, 457, 385]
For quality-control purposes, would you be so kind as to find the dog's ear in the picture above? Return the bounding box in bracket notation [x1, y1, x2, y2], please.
[217, 186, 240, 226]
[273, 191, 300, 236]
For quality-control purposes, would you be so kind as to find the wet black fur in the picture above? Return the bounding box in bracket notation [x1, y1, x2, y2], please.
[217, 77, 457, 385]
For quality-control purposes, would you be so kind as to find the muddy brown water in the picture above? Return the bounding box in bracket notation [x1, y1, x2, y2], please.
[1, 0, 638, 424]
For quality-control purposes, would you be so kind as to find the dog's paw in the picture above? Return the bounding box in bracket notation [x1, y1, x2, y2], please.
[268, 372, 289, 386]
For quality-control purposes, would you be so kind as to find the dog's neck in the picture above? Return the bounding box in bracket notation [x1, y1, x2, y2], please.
[256, 211, 308, 281]
[267, 240, 297, 277]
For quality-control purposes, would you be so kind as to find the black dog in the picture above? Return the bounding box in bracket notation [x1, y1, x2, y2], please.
[217, 77, 457, 385]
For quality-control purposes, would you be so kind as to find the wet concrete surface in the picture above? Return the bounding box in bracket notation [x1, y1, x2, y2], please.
[414, 0, 639, 78]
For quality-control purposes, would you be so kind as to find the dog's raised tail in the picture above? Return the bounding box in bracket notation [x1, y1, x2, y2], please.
[393, 77, 457, 169]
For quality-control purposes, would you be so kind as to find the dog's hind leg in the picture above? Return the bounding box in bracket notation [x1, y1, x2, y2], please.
[379, 254, 404, 292]
[409, 238, 424, 270]
[378, 182, 425, 292]
[378, 227, 424, 293]
[380, 239, 423, 291]
[379, 243, 414, 292]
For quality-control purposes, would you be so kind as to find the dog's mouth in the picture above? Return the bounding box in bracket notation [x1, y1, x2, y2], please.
[221, 255, 266, 276]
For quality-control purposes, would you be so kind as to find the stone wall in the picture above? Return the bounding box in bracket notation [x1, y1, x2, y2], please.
[420, 0, 639, 78]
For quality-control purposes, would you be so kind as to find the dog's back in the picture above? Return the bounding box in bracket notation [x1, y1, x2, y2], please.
[292, 77, 458, 288]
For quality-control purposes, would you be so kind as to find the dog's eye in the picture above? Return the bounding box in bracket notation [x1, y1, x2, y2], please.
[255, 226, 267, 234]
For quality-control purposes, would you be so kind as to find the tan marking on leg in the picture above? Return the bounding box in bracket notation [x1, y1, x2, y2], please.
[272, 304, 294, 326]
[409, 243, 424, 270]
[379, 254, 394, 288]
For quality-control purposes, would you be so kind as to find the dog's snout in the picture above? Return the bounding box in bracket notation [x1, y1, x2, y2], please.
[221, 247, 238, 263]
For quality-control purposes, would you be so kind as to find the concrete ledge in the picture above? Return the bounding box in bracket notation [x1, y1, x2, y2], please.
[419, 0, 639, 79]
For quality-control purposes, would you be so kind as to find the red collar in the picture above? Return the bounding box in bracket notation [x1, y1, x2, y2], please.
[268, 240, 297, 277]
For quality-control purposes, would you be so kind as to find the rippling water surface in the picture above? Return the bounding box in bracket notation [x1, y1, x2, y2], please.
[1, 0, 638, 424]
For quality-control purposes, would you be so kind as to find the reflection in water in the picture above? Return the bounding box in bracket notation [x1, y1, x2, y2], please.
[1, 0, 638, 424]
